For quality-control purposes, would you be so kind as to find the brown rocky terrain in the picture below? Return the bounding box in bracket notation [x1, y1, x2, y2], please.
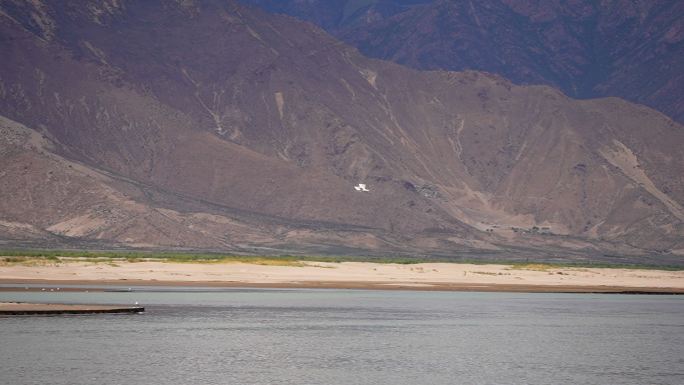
[244, 0, 684, 123]
[0, 0, 682, 264]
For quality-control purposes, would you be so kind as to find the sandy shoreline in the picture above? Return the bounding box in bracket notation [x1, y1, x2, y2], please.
[1, 260, 683, 293]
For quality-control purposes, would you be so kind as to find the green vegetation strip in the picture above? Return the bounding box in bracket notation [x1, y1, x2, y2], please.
[0, 249, 682, 270]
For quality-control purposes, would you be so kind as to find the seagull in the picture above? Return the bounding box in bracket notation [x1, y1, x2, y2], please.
[354, 183, 370, 192]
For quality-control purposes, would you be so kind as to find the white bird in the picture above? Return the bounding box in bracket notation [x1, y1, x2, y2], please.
[354, 183, 370, 192]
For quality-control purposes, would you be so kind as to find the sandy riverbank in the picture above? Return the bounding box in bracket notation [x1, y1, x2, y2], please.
[1, 260, 683, 293]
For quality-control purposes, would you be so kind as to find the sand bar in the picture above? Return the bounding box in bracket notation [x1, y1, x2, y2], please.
[1, 260, 683, 293]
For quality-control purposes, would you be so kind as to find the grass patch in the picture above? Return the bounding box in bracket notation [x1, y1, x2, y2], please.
[0, 249, 681, 270]
[503, 261, 684, 271]
[507, 263, 555, 272]
[0, 256, 60, 266]
[0, 250, 428, 266]
[0, 251, 309, 267]
[163, 255, 306, 267]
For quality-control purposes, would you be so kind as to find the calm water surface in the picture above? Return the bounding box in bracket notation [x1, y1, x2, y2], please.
[1, 288, 683, 385]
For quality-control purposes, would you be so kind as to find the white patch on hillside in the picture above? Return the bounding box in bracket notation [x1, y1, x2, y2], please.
[274, 91, 284, 119]
[359, 69, 377, 89]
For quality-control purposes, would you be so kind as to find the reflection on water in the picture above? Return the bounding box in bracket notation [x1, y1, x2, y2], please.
[1, 288, 683, 385]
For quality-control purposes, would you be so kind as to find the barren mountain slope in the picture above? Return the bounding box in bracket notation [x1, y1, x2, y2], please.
[244, 0, 684, 123]
[0, 0, 682, 262]
[0, 115, 281, 250]
[0, 114, 439, 256]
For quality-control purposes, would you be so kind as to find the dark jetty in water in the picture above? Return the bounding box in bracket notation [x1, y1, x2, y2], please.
[0, 302, 144, 315]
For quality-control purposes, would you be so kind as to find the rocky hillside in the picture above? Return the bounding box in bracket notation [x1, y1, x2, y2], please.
[1, 0, 682, 264]
[244, 0, 684, 123]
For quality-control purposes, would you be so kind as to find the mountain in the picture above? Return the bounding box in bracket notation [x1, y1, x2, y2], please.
[0, 0, 683, 264]
[242, 0, 684, 123]
[240, 0, 432, 30]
